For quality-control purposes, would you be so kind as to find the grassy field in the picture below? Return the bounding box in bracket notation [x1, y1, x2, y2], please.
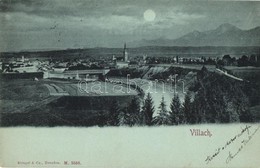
[0, 79, 50, 113]
[222, 66, 260, 81]
[0, 79, 136, 127]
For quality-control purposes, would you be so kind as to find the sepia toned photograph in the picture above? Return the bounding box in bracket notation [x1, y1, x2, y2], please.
[0, 0, 260, 167]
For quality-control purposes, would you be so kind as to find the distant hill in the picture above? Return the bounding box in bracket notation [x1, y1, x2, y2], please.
[1, 46, 259, 60]
[129, 23, 260, 47]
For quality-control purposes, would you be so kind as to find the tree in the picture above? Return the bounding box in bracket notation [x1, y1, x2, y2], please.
[237, 55, 249, 67]
[118, 107, 128, 126]
[142, 93, 155, 126]
[170, 94, 182, 125]
[191, 72, 254, 124]
[139, 105, 146, 126]
[222, 55, 232, 66]
[239, 109, 253, 122]
[183, 92, 192, 124]
[191, 95, 201, 124]
[232, 85, 253, 122]
[153, 96, 171, 125]
[217, 60, 224, 66]
[107, 99, 120, 126]
[127, 96, 141, 126]
[197, 66, 209, 80]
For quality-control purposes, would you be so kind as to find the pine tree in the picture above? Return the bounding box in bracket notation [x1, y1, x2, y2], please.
[170, 94, 182, 125]
[142, 93, 155, 126]
[153, 96, 171, 125]
[191, 94, 204, 124]
[139, 105, 146, 126]
[183, 92, 192, 124]
[235, 92, 253, 122]
[107, 99, 120, 126]
[127, 96, 141, 126]
[239, 109, 253, 122]
[118, 107, 128, 126]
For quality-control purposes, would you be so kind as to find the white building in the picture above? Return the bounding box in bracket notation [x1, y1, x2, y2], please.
[116, 62, 129, 68]
[46, 69, 110, 81]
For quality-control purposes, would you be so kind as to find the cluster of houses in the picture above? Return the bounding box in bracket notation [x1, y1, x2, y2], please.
[1, 43, 258, 80]
[0, 44, 143, 80]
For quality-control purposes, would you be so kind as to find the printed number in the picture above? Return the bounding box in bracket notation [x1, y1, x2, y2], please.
[71, 161, 81, 165]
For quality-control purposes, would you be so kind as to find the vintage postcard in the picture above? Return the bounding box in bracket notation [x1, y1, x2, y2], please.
[0, 0, 260, 167]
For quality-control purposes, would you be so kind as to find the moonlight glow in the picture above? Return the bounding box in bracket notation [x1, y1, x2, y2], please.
[143, 9, 156, 21]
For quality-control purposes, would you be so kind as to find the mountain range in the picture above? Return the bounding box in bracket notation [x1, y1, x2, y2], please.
[129, 23, 260, 47]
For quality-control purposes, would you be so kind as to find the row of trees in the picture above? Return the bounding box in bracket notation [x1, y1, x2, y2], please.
[145, 54, 260, 67]
[107, 93, 154, 126]
[107, 89, 252, 127]
[106, 92, 202, 126]
[106, 66, 254, 126]
[217, 54, 260, 67]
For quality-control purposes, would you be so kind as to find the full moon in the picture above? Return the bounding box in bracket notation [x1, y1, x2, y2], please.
[143, 9, 156, 21]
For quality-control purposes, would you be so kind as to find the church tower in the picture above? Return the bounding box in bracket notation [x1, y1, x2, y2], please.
[123, 43, 128, 62]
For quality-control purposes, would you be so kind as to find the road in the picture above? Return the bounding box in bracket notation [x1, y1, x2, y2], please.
[150, 64, 216, 72]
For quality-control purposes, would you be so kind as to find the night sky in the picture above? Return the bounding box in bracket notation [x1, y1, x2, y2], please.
[0, 0, 259, 51]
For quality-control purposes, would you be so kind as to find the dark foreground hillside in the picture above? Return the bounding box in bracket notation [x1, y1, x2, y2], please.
[0, 79, 134, 127]
[189, 67, 260, 123]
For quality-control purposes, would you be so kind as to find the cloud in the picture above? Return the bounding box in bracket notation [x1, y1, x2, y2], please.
[0, 0, 259, 51]
[0, 12, 55, 32]
[162, 11, 206, 25]
[0, 11, 147, 39]
[74, 15, 143, 32]
[0, 0, 147, 35]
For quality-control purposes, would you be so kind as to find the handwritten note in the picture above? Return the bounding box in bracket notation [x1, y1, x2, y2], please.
[205, 125, 260, 164]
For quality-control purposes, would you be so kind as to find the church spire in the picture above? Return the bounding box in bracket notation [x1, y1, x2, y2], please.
[123, 42, 128, 62]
